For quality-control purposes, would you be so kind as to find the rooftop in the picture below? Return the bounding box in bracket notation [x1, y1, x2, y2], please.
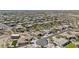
[11, 34, 20, 36]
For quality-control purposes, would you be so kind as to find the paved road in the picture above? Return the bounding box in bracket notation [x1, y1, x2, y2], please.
[0, 35, 10, 47]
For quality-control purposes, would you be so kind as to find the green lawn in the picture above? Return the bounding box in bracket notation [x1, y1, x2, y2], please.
[12, 40, 17, 47]
[65, 43, 76, 48]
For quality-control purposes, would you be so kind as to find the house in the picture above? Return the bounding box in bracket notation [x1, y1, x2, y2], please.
[18, 41, 27, 47]
[68, 35, 77, 42]
[0, 26, 3, 30]
[9, 23, 16, 27]
[11, 34, 20, 39]
[0, 23, 9, 30]
[69, 36, 76, 42]
[15, 24, 25, 32]
[53, 38, 70, 47]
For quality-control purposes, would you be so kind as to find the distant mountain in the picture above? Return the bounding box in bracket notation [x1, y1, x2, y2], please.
[0, 10, 79, 15]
